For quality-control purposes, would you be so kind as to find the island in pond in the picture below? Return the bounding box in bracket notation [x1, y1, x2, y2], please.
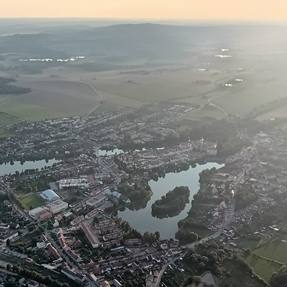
[151, 186, 190, 218]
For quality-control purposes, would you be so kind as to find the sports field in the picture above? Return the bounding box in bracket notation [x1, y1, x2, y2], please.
[17, 193, 44, 210]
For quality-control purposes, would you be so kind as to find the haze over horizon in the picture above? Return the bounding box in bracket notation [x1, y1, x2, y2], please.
[1, 0, 287, 22]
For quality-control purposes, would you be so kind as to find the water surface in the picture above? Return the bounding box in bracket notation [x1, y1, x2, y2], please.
[119, 162, 223, 239]
[0, 159, 60, 176]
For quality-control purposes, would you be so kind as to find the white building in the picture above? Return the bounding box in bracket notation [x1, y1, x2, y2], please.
[58, 177, 89, 190]
[29, 207, 50, 219]
[48, 199, 68, 215]
[40, 189, 59, 202]
[86, 196, 106, 208]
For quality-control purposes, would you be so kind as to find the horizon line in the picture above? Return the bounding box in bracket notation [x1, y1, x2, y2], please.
[0, 17, 287, 26]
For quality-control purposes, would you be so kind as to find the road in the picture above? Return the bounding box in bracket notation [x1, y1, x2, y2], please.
[206, 97, 229, 117]
[153, 230, 223, 287]
[152, 254, 183, 287]
[152, 200, 236, 287]
[44, 230, 80, 271]
[82, 81, 104, 118]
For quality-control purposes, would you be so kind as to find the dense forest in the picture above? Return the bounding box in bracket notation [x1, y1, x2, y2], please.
[152, 186, 190, 218]
[0, 77, 31, 95]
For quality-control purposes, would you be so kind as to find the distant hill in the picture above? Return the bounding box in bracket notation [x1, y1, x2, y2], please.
[2, 23, 287, 67]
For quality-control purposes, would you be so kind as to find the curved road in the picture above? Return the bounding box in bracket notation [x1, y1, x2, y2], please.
[153, 200, 235, 287]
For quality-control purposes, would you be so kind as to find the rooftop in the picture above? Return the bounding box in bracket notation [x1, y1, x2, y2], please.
[40, 189, 59, 202]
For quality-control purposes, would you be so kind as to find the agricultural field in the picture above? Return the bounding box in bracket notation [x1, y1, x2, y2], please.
[244, 237, 287, 282]
[245, 253, 282, 282]
[1, 50, 287, 128]
[17, 193, 44, 210]
[94, 67, 225, 103]
[253, 238, 287, 263]
[0, 97, 65, 120]
[213, 71, 287, 117]
[0, 68, 146, 127]
[0, 77, 99, 118]
[0, 112, 19, 136]
[0, 63, 286, 133]
[220, 258, 267, 287]
[1, 23, 287, 130]
[257, 105, 287, 121]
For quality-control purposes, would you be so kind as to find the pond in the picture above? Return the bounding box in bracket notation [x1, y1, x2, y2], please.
[0, 159, 60, 176]
[118, 162, 224, 239]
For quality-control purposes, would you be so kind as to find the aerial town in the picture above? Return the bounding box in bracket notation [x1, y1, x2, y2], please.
[0, 102, 287, 287]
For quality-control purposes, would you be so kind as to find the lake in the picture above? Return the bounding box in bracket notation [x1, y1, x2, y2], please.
[118, 162, 224, 239]
[0, 159, 60, 176]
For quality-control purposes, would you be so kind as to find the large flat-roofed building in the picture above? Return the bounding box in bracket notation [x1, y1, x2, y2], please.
[48, 199, 68, 215]
[58, 177, 89, 190]
[80, 221, 100, 249]
[86, 196, 106, 208]
[61, 267, 86, 284]
[29, 207, 52, 220]
[40, 189, 59, 202]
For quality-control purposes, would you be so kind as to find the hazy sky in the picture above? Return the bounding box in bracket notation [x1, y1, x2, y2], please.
[1, 0, 287, 21]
